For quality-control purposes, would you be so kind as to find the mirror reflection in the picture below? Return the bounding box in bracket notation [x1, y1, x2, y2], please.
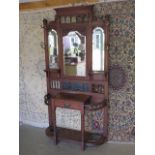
[63, 31, 86, 76]
[48, 29, 59, 69]
[92, 27, 104, 71]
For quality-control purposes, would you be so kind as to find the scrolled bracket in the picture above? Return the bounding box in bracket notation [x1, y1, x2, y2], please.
[44, 93, 52, 105]
[85, 99, 107, 111]
[41, 18, 48, 30]
[105, 15, 110, 26]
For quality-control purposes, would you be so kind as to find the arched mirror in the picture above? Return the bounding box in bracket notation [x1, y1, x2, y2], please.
[63, 31, 86, 76]
[92, 27, 104, 72]
[48, 29, 59, 69]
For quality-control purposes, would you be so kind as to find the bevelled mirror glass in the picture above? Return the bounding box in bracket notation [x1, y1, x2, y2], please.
[92, 27, 104, 71]
[63, 31, 86, 76]
[48, 29, 59, 69]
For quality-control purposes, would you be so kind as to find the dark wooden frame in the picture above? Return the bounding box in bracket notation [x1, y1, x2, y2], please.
[43, 5, 110, 148]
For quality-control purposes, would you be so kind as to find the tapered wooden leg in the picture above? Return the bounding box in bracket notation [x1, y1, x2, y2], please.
[52, 101, 58, 145]
[103, 106, 108, 138]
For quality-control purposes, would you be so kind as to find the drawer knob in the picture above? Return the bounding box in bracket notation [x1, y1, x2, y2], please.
[64, 103, 70, 108]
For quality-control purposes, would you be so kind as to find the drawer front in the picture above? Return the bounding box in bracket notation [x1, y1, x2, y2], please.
[53, 99, 83, 110]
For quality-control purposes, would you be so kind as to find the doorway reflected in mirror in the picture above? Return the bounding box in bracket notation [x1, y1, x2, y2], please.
[63, 31, 86, 76]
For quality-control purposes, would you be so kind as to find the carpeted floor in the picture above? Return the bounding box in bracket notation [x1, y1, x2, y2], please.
[19, 124, 135, 155]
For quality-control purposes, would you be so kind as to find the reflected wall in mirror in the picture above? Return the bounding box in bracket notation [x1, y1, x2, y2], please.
[48, 29, 59, 69]
[92, 27, 104, 71]
[63, 31, 86, 76]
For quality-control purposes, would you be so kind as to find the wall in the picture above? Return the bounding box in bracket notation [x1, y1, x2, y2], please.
[94, 0, 135, 142]
[19, 9, 56, 127]
[19, 0, 135, 142]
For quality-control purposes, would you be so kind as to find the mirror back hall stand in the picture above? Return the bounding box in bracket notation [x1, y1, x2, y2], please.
[43, 5, 110, 150]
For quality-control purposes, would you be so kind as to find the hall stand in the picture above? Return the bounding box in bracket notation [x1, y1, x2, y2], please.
[43, 5, 110, 150]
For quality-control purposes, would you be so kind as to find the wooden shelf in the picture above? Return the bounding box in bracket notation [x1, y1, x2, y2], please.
[50, 78, 105, 83]
[50, 88, 104, 97]
[45, 127, 107, 145]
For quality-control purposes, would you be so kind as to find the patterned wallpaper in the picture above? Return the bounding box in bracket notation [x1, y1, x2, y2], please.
[19, 0, 135, 142]
[94, 0, 135, 142]
[19, 9, 56, 127]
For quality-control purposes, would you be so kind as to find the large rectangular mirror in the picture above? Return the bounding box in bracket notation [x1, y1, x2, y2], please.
[63, 31, 86, 76]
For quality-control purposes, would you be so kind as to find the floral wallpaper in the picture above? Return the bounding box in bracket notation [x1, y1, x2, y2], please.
[19, 0, 135, 142]
[93, 0, 135, 142]
[19, 9, 56, 127]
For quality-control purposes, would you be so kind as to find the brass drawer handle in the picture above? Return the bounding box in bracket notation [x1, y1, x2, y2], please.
[64, 103, 70, 108]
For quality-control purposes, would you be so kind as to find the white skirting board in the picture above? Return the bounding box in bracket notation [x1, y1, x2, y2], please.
[19, 120, 49, 128]
[19, 121, 134, 144]
[107, 141, 134, 144]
